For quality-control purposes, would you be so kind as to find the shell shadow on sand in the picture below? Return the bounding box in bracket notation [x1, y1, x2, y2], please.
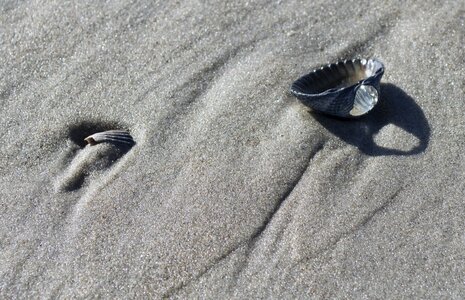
[311, 83, 430, 156]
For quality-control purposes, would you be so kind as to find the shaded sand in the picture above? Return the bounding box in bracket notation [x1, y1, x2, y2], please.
[1, 1, 464, 298]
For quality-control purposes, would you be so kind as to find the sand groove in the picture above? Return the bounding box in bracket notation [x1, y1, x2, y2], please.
[334, 11, 399, 60]
[163, 139, 327, 297]
[249, 140, 326, 243]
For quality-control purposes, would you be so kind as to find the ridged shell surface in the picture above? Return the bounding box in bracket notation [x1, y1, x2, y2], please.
[84, 130, 135, 146]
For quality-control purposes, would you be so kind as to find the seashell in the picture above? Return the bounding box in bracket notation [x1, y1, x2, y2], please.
[290, 58, 385, 118]
[84, 130, 135, 146]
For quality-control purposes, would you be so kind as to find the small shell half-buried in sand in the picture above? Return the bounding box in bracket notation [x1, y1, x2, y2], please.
[84, 130, 135, 146]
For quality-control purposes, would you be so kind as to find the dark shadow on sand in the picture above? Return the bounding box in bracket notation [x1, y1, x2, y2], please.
[311, 83, 430, 156]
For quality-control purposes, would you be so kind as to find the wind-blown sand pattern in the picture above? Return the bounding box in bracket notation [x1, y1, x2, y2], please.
[1, 1, 464, 298]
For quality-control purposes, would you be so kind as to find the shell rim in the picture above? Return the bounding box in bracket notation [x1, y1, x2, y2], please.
[290, 58, 385, 97]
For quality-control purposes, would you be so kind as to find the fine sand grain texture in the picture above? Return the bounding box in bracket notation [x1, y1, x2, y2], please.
[1, 0, 464, 298]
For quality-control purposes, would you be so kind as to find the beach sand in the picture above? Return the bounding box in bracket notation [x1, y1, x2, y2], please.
[1, 0, 464, 298]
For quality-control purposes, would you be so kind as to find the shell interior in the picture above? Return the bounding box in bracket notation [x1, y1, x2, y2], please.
[302, 59, 382, 94]
[350, 84, 379, 116]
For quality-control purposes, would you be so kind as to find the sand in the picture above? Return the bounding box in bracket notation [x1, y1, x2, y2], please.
[1, 0, 464, 298]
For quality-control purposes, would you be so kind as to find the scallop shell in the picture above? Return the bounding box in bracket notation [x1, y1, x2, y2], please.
[84, 130, 135, 146]
[290, 58, 384, 117]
